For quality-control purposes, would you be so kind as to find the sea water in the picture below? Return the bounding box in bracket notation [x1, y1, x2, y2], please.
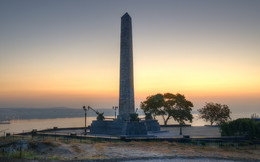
[0, 112, 254, 136]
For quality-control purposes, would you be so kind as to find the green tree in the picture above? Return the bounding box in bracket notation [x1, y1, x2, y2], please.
[198, 102, 231, 125]
[162, 93, 176, 125]
[170, 93, 193, 135]
[140, 93, 166, 122]
[140, 93, 194, 128]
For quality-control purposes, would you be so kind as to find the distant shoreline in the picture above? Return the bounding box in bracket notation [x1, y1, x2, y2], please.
[0, 107, 118, 121]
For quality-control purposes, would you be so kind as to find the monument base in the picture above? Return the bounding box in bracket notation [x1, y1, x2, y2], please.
[90, 120, 160, 136]
[141, 120, 160, 132]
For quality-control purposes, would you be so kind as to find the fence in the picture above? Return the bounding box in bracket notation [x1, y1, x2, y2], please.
[1, 126, 260, 147]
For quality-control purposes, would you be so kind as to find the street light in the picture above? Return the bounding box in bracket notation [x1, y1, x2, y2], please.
[112, 106, 118, 119]
[179, 106, 182, 135]
[83, 105, 89, 134]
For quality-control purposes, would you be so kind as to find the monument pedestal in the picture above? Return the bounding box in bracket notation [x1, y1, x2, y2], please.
[90, 120, 147, 136]
[141, 120, 160, 132]
[90, 119, 160, 136]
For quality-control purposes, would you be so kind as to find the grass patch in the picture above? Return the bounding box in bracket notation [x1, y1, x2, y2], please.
[0, 150, 38, 160]
[169, 142, 177, 146]
[238, 142, 250, 147]
[48, 155, 62, 160]
[191, 140, 197, 145]
[200, 141, 206, 146]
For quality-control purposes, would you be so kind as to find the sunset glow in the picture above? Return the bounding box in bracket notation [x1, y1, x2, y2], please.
[0, 0, 259, 114]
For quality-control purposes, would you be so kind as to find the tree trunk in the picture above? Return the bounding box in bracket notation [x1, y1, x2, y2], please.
[164, 115, 170, 126]
[162, 115, 166, 125]
[180, 124, 182, 135]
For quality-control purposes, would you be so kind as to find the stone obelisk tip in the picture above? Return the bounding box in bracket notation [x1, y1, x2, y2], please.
[122, 12, 131, 19]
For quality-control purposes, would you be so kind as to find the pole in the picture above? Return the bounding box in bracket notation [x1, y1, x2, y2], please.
[112, 106, 118, 119]
[84, 111, 86, 134]
[179, 106, 182, 135]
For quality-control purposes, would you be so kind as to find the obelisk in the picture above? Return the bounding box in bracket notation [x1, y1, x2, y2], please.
[119, 13, 135, 120]
[90, 13, 159, 135]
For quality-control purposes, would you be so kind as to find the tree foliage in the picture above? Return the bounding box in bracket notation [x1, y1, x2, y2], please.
[140, 93, 165, 120]
[144, 112, 153, 120]
[220, 118, 260, 139]
[140, 93, 193, 125]
[198, 102, 231, 125]
[170, 93, 193, 126]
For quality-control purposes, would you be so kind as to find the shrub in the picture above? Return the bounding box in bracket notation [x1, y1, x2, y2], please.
[220, 118, 259, 139]
[256, 121, 260, 139]
[238, 142, 248, 147]
[200, 141, 206, 146]
[191, 140, 197, 145]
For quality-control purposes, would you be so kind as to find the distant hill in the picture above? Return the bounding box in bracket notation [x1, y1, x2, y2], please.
[0, 108, 119, 121]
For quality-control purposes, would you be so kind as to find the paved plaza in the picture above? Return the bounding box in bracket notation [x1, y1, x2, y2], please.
[43, 126, 221, 138]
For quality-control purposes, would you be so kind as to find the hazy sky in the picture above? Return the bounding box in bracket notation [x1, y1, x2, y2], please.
[0, 0, 259, 114]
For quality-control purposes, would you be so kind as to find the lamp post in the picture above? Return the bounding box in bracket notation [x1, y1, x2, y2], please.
[180, 124, 182, 135]
[179, 106, 183, 135]
[112, 106, 118, 119]
[83, 105, 89, 134]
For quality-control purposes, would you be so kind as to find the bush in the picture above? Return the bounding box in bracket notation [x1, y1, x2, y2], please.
[191, 140, 197, 145]
[238, 142, 248, 147]
[256, 121, 260, 139]
[200, 141, 206, 146]
[220, 118, 259, 139]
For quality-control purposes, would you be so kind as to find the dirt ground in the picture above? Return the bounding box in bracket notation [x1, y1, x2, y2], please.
[2, 139, 257, 161]
[44, 141, 260, 161]
[0, 126, 259, 161]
